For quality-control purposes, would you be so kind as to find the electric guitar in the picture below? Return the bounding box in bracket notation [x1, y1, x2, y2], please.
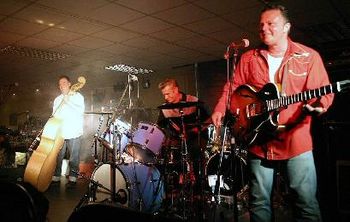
[229, 80, 350, 147]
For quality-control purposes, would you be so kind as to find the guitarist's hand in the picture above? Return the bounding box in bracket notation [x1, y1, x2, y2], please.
[211, 111, 223, 128]
[303, 104, 325, 116]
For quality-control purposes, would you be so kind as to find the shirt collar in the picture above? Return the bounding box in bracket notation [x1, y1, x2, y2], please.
[256, 38, 308, 59]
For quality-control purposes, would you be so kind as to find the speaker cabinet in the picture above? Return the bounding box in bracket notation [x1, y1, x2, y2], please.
[336, 160, 350, 220]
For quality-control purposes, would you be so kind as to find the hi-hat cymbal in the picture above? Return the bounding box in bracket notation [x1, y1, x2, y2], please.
[157, 101, 203, 109]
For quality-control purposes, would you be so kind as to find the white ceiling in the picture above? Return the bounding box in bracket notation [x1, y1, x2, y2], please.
[0, 0, 349, 90]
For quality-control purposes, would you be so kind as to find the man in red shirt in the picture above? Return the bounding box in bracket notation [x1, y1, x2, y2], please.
[212, 5, 333, 222]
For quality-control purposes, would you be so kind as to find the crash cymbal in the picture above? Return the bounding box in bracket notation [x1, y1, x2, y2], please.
[157, 101, 203, 109]
[84, 111, 113, 115]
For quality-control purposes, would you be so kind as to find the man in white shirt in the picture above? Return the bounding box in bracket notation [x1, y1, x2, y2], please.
[51, 75, 85, 187]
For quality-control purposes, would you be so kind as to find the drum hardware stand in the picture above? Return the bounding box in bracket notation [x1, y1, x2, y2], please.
[101, 114, 114, 163]
[128, 153, 148, 212]
[213, 124, 229, 204]
[90, 115, 105, 165]
[208, 125, 240, 222]
[177, 108, 190, 220]
[96, 132, 128, 203]
[107, 131, 130, 204]
[72, 169, 117, 210]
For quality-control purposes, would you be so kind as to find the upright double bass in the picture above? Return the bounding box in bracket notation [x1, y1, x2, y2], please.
[24, 76, 86, 192]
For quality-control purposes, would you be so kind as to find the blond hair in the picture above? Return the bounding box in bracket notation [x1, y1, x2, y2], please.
[158, 78, 179, 90]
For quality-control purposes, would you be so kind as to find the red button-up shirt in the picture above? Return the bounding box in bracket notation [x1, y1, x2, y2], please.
[214, 38, 334, 160]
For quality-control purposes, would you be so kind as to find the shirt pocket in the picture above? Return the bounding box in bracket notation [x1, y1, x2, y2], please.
[247, 58, 267, 87]
[285, 60, 308, 91]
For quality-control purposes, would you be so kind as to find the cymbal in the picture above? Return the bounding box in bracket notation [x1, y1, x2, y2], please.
[84, 111, 113, 115]
[157, 101, 203, 109]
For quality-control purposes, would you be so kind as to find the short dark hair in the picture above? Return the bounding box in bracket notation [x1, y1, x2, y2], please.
[262, 4, 290, 24]
[58, 75, 71, 82]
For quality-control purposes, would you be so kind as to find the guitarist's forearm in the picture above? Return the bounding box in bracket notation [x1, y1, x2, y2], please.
[213, 81, 231, 115]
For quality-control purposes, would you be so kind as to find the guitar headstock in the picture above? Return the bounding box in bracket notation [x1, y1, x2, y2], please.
[339, 79, 350, 92]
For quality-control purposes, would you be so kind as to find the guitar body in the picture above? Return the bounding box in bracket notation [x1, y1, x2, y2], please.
[228, 80, 349, 147]
[229, 83, 279, 146]
[24, 117, 64, 192]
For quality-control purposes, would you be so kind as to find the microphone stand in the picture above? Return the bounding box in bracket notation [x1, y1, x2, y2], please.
[213, 45, 240, 221]
[127, 73, 139, 126]
[98, 74, 130, 205]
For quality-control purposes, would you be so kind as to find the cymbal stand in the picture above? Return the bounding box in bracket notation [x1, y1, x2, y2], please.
[101, 114, 113, 163]
[91, 114, 104, 165]
[104, 122, 125, 203]
[178, 108, 189, 220]
[109, 135, 118, 203]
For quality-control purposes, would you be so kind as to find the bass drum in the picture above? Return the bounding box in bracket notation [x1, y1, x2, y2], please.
[205, 151, 248, 196]
[90, 163, 164, 213]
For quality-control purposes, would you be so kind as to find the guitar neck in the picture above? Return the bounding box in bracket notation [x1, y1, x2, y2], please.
[266, 81, 348, 111]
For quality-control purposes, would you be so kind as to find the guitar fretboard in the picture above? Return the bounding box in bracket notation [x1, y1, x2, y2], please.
[266, 82, 342, 111]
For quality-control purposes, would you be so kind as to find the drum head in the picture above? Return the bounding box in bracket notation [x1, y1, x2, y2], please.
[90, 163, 164, 213]
[126, 122, 165, 165]
[91, 164, 128, 206]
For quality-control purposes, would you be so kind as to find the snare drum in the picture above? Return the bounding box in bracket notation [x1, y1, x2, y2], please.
[126, 122, 165, 165]
[90, 163, 164, 213]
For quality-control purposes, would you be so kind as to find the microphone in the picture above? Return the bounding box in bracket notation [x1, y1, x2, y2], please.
[224, 38, 249, 59]
[128, 74, 138, 82]
[229, 38, 249, 49]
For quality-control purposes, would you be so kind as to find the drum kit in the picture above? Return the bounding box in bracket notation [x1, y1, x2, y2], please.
[75, 101, 250, 220]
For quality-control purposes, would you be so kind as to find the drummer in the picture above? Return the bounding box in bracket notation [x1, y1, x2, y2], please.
[157, 78, 211, 192]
